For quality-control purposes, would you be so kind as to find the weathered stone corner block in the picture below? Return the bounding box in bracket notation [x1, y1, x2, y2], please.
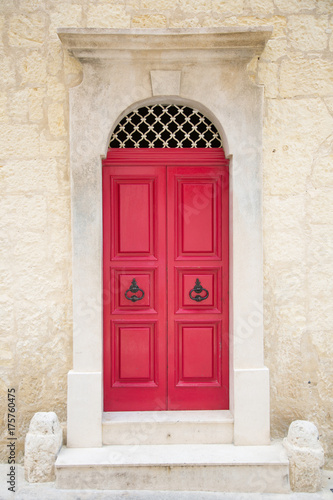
[24, 412, 63, 483]
[283, 420, 324, 492]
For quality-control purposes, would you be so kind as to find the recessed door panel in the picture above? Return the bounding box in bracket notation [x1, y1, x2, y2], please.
[113, 322, 155, 383]
[176, 268, 222, 312]
[120, 327, 151, 380]
[112, 269, 156, 313]
[176, 178, 222, 260]
[110, 178, 155, 260]
[118, 183, 150, 253]
[182, 183, 214, 253]
[177, 323, 220, 382]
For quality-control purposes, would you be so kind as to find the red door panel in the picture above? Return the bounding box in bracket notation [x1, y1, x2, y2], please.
[178, 323, 220, 381]
[113, 322, 156, 383]
[112, 269, 156, 313]
[176, 177, 221, 260]
[111, 177, 156, 260]
[177, 269, 221, 312]
[103, 166, 167, 410]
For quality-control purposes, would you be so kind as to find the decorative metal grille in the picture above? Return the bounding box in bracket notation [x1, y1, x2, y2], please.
[109, 104, 223, 149]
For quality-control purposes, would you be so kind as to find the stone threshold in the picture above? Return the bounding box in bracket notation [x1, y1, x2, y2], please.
[103, 410, 234, 423]
[102, 410, 234, 445]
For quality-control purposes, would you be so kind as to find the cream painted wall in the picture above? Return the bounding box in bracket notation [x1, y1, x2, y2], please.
[0, 0, 332, 467]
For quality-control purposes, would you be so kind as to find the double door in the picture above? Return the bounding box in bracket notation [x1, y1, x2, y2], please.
[103, 150, 229, 411]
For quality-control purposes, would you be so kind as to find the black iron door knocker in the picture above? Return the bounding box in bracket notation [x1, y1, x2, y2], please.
[189, 278, 209, 302]
[125, 278, 145, 302]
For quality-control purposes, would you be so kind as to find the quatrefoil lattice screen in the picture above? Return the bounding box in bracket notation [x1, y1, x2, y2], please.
[109, 104, 223, 149]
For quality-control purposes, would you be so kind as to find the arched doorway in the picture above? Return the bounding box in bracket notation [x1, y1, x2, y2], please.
[59, 28, 271, 449]
[102, 104, 229, 411]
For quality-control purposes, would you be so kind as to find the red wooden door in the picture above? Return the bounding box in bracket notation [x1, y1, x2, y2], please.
[167, 165, 229, 409]
[103, 150, 228, 411]
[103, 165, 167, 410]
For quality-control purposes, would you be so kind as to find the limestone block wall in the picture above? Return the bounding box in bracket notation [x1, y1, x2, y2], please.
[0, 0, 332, 467]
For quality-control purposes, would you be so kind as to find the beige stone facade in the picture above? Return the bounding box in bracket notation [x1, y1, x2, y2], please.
[0, 0, 332, 470]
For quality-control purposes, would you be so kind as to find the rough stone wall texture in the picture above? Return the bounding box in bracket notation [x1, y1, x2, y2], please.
[0, 0, 332, 468]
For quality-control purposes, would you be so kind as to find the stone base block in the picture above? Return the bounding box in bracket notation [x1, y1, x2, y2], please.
[283, 420, 324, 492]
[25, 412, 63, 483]
[234, 367, 270, 445]
[67, 370, 102, 448]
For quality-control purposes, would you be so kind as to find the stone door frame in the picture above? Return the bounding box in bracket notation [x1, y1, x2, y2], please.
[58, 28, 272, 448]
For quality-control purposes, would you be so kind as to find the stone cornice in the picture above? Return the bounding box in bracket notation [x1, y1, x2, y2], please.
[57, 27, 272, 61]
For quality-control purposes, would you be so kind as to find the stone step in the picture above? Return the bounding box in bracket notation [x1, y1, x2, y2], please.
[102, 410, 234, 445]
[55, 442, 290, 493]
